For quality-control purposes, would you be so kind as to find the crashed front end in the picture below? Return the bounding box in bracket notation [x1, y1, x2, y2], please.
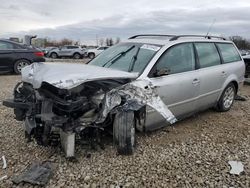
[3, 63, 176, 157]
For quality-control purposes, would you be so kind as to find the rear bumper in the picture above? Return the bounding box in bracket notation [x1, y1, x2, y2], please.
[33, 57, 45, 62]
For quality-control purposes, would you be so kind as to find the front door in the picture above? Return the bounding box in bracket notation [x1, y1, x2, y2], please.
[146, 42, 200, 130]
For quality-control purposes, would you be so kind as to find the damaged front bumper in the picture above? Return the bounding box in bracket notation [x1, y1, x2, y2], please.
[3, 64, 177, 157]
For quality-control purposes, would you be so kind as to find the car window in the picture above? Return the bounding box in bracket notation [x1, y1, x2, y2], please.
[195, 43, 221, 68]
[89, 43, 161, 73]
[0, 41, 14, 50]
[13, 44, 25, 49]
[98, 47, 104, 50]
[217, 43, 241, 63]
[152, 43, 195, 76]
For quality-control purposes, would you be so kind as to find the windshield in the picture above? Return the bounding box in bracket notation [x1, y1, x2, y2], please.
[89, 43, 161, 73]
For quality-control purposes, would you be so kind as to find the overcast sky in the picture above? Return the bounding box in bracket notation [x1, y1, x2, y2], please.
[0, 0, 250, 44]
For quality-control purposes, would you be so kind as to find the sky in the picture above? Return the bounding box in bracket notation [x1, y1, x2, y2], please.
[0, 0, 250, 44]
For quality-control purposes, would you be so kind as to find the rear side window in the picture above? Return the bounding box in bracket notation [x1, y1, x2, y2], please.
[0, 41, 14, 50]
[217, 43, 241, 63]
[153, 43, 195, 75]
[195, 43, 221, 68]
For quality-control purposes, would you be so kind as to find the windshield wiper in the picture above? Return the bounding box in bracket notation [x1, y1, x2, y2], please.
[102, 45, 135, 67]
[128, 47, 140, 72]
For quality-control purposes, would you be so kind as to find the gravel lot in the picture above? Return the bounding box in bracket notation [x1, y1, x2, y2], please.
[0, 71, 249, 187]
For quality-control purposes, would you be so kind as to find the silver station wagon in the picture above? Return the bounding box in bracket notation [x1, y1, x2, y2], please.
[3, 35, 245, 157]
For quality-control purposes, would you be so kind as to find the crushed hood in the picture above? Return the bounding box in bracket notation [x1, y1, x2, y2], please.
[21, 62, 138, 89]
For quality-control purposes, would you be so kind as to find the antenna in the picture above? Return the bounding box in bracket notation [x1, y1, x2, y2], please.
[205, 19, 216, 38]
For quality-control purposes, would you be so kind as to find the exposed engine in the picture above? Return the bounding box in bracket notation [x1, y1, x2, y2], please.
[3, 79, 131, 156]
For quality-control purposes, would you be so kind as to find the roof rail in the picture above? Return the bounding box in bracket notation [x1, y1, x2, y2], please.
[128, 34, 176, 39]
[169, 35, 226, 41]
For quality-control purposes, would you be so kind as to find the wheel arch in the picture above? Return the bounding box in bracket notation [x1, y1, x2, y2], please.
[217, 76, 239, 102]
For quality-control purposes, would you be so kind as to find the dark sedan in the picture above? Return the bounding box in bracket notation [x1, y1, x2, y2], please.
[0, 39, 45, 74]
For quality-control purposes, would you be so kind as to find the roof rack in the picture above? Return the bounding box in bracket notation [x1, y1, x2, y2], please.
[128, 34, 227, 41]
[169, 35, 226, 41]
[128, 34, 176, 39]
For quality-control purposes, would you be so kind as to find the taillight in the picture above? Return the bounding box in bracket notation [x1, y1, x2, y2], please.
[34, 51, 44, 57]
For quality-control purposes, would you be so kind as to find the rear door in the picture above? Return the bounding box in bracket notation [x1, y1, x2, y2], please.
[216, 43, 244, 80]
[194, 42, 224, 110]
[0, 41, 14, 71]
[146, 42, 200, 129]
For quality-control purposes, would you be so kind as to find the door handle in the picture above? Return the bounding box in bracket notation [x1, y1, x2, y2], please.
[192, 78, 200, 85]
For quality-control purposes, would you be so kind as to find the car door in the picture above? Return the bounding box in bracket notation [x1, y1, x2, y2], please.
[58, 46, 68, 56]
[194, 42, 224, 110]
[145, 43, 200, 130]
[0, 41, 14, 71]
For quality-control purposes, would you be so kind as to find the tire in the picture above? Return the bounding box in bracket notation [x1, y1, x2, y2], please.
[216, 83, 236, 112]
[73, 53, 81, 59]
[14, 59, 30, 74]
[88, 53, 95, 59]
[113, 111, 136, 155]
[50, 52, 58, 59]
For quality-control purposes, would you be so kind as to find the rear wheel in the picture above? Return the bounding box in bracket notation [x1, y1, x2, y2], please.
[88, 53, 95, 59]
[113, 111, 136, 155]
[14, 59, 30, 74]
[216, 83, 236, 112]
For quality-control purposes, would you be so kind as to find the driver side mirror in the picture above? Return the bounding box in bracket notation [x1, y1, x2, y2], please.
[154, 68, 171, 77]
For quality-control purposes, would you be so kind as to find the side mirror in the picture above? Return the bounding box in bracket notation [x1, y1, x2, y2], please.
[59, 47, 62, 50]
[154, 68, 171, 77]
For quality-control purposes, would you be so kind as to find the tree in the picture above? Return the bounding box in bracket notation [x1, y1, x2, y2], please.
[229, 36, 250, 50]
[105, 38, 114, 46]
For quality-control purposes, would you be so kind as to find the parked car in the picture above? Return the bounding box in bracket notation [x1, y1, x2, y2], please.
[243, 55, 250, 77]
[48, 45, 86, 59]
[86, 46, 109, 59]
[42, 46, 57, 57]
[3, 34, 245, 157]
[0, 39, 45, 74]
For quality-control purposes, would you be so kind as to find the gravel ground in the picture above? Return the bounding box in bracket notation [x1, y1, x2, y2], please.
[0, 73, 249, 188]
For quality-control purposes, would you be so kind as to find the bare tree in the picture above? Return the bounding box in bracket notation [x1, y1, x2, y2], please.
[229, 36, 250, 50]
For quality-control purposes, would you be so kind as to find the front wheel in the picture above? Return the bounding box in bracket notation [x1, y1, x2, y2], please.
[216, 83, 236, 112]
[14, 59, 30, 74]
[113, 111, 136, 155]
[73, 53, 81, 59]
[50, 52, 58, 59]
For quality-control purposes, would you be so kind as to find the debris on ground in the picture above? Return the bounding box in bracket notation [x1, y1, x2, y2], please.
[1, 155, 7, 169]
[0, 175, 7, 181]
[228, 161, 244, 175]
[12, 162, 53, 186]
[235, 95, 247, 101]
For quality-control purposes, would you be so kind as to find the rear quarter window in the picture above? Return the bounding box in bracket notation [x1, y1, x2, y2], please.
[217, 43, 241, 63]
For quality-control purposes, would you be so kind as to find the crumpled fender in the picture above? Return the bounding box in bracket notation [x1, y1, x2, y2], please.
[96, 79, 177, 124]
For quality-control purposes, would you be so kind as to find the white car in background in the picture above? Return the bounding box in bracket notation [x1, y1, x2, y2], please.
[48, 45, 86, 59]
[86, 46, 109, 59]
